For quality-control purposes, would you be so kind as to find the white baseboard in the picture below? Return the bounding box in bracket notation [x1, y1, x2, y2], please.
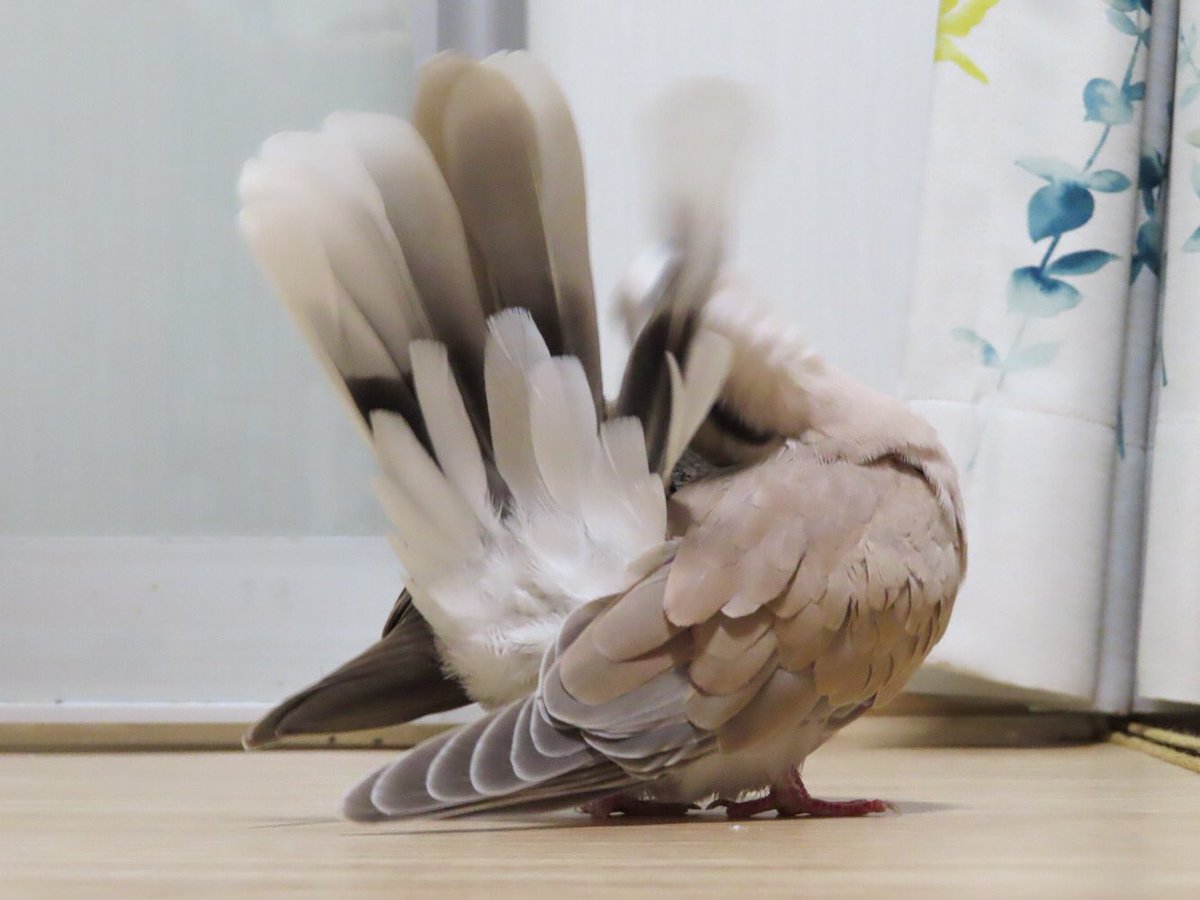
[0, 702, 269, 724]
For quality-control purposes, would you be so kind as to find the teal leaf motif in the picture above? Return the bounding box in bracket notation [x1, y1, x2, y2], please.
[1134, 219, 1163, 278]
[1184, 226, 1200, 253]
[1105, 8, 1140, 35]
[1004, 342, 1063, 373]
[1139, 150, 1165, 183]
[1086, 169, 1132, 192]
[1084, 78, 1134, 125]
[1016, 157, 1083, 182]
[1028, 182, 1094, 241]
[1123, 81, 1146, 102]
[1047, 250, 1118, 276]
[951, 328, 1001, 367]
[1181, 82, 1200, 108]
[1007, 267, 1083, 317]
[1101, 0, 1136, 10]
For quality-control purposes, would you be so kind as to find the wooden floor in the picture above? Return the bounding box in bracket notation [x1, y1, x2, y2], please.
[4, 727, 1199, 898]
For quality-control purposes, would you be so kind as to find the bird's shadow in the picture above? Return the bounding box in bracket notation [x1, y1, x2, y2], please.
[325, 798, 956, 837]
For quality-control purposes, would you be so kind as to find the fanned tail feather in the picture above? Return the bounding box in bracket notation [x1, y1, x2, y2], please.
[615, 78, 760, 476]
[238, 54, 734, 752]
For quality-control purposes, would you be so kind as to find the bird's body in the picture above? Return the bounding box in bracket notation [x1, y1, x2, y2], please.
[239, 51, 965, 821]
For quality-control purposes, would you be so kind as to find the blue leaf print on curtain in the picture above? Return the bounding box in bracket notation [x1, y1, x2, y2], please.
[954, 0, 1148, 411]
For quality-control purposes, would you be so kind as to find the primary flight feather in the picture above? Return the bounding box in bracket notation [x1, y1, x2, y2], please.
[239, 51, 965, 821]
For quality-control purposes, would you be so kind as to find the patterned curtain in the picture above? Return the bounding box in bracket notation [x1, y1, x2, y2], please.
[905, 0, 1197, 710]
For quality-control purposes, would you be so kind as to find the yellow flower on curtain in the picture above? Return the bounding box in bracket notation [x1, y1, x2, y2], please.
[935, 0, 1001, 84]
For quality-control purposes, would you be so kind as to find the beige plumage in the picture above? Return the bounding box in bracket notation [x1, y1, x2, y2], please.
[238, 51, 965, 821]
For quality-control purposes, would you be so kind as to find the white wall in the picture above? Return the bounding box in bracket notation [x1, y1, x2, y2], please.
[529, 0, 940, 395]
[0, 1, 416, 720]
[0, 0, 415, 536]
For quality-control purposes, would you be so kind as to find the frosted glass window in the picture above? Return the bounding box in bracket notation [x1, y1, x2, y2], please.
[0, 0, 418, 535]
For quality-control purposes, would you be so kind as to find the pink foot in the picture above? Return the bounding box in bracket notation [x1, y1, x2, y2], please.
[580, 795, 695, 820]
[721, 767, 894, 820]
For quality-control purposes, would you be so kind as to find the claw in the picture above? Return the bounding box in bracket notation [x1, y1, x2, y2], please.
[719, 767, 893, 820]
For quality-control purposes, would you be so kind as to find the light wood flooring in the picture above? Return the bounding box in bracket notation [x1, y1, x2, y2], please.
[3, 724, 1198, 898]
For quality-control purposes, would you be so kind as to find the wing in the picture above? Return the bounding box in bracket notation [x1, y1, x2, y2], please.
[347, 446, 962, 819]
[240, 53, 732, 743]
[243, 594, 469, 749]
[668, 446, 961, 732]
[345, 572, 709, 821]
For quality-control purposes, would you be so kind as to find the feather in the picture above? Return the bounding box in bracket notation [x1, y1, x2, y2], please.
[412, 52, 496, 315]
[370, 410, 482, 570]
[644, 78, 762, 298]
[257, 130, 394, 238]
[440, 62, 564, 355]
[482, 52, 603, 408]
[684, 650, 778, 731]
[690, 627, 777, 696]
[484, 309, 551, 507]
[664, 329, 733, 475]
[242, 597, 468, 748]
[529, 701, 587, 758]
[558, 629, 692, 707]
[374, 477, 458, 582]
[238, 201, 401, 438]
[241, 155, 425, 375]
[427, 714, 501, 803]
[341, 767, 388, 822]
[527, 357, 599, 514]
[366, 730, 460, 818]
[588, 568, 678, 661]
[718, 667, 819, 755]
[410, 341, 495, 528]
[412, 52, 475, 174]
[322, 112, 489, 408]
[252, 134, 433, 344]
[468, 701, 531, 796]
[600, 417, 652, 488]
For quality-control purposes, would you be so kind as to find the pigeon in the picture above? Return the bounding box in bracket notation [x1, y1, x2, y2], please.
[238, 51, 966, 821]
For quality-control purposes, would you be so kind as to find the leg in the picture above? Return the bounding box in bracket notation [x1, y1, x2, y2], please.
[721, 767, 893, 820]
[579, 794, 695, 820]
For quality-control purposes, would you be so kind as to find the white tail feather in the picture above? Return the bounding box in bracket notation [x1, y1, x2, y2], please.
[370, 410, 483, 562]
[374, 478, 456, 584]
[239, 201, 397, 439]
[600, 418, 652, 489]
[484, 310, 551, 508]
[410, 341, 495, 529]
[323, 112, 487, 369]
[527, 357, 599, 515]
[258, 130, 394, 238]
[238, 56, 740, 721]
[241, 156, 425, 372]
[646, 79, 762, 271]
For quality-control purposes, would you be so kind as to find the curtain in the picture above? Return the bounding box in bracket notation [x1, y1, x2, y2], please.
[1140, 0, 1200, 707]
[906, 0, 1198, 711]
